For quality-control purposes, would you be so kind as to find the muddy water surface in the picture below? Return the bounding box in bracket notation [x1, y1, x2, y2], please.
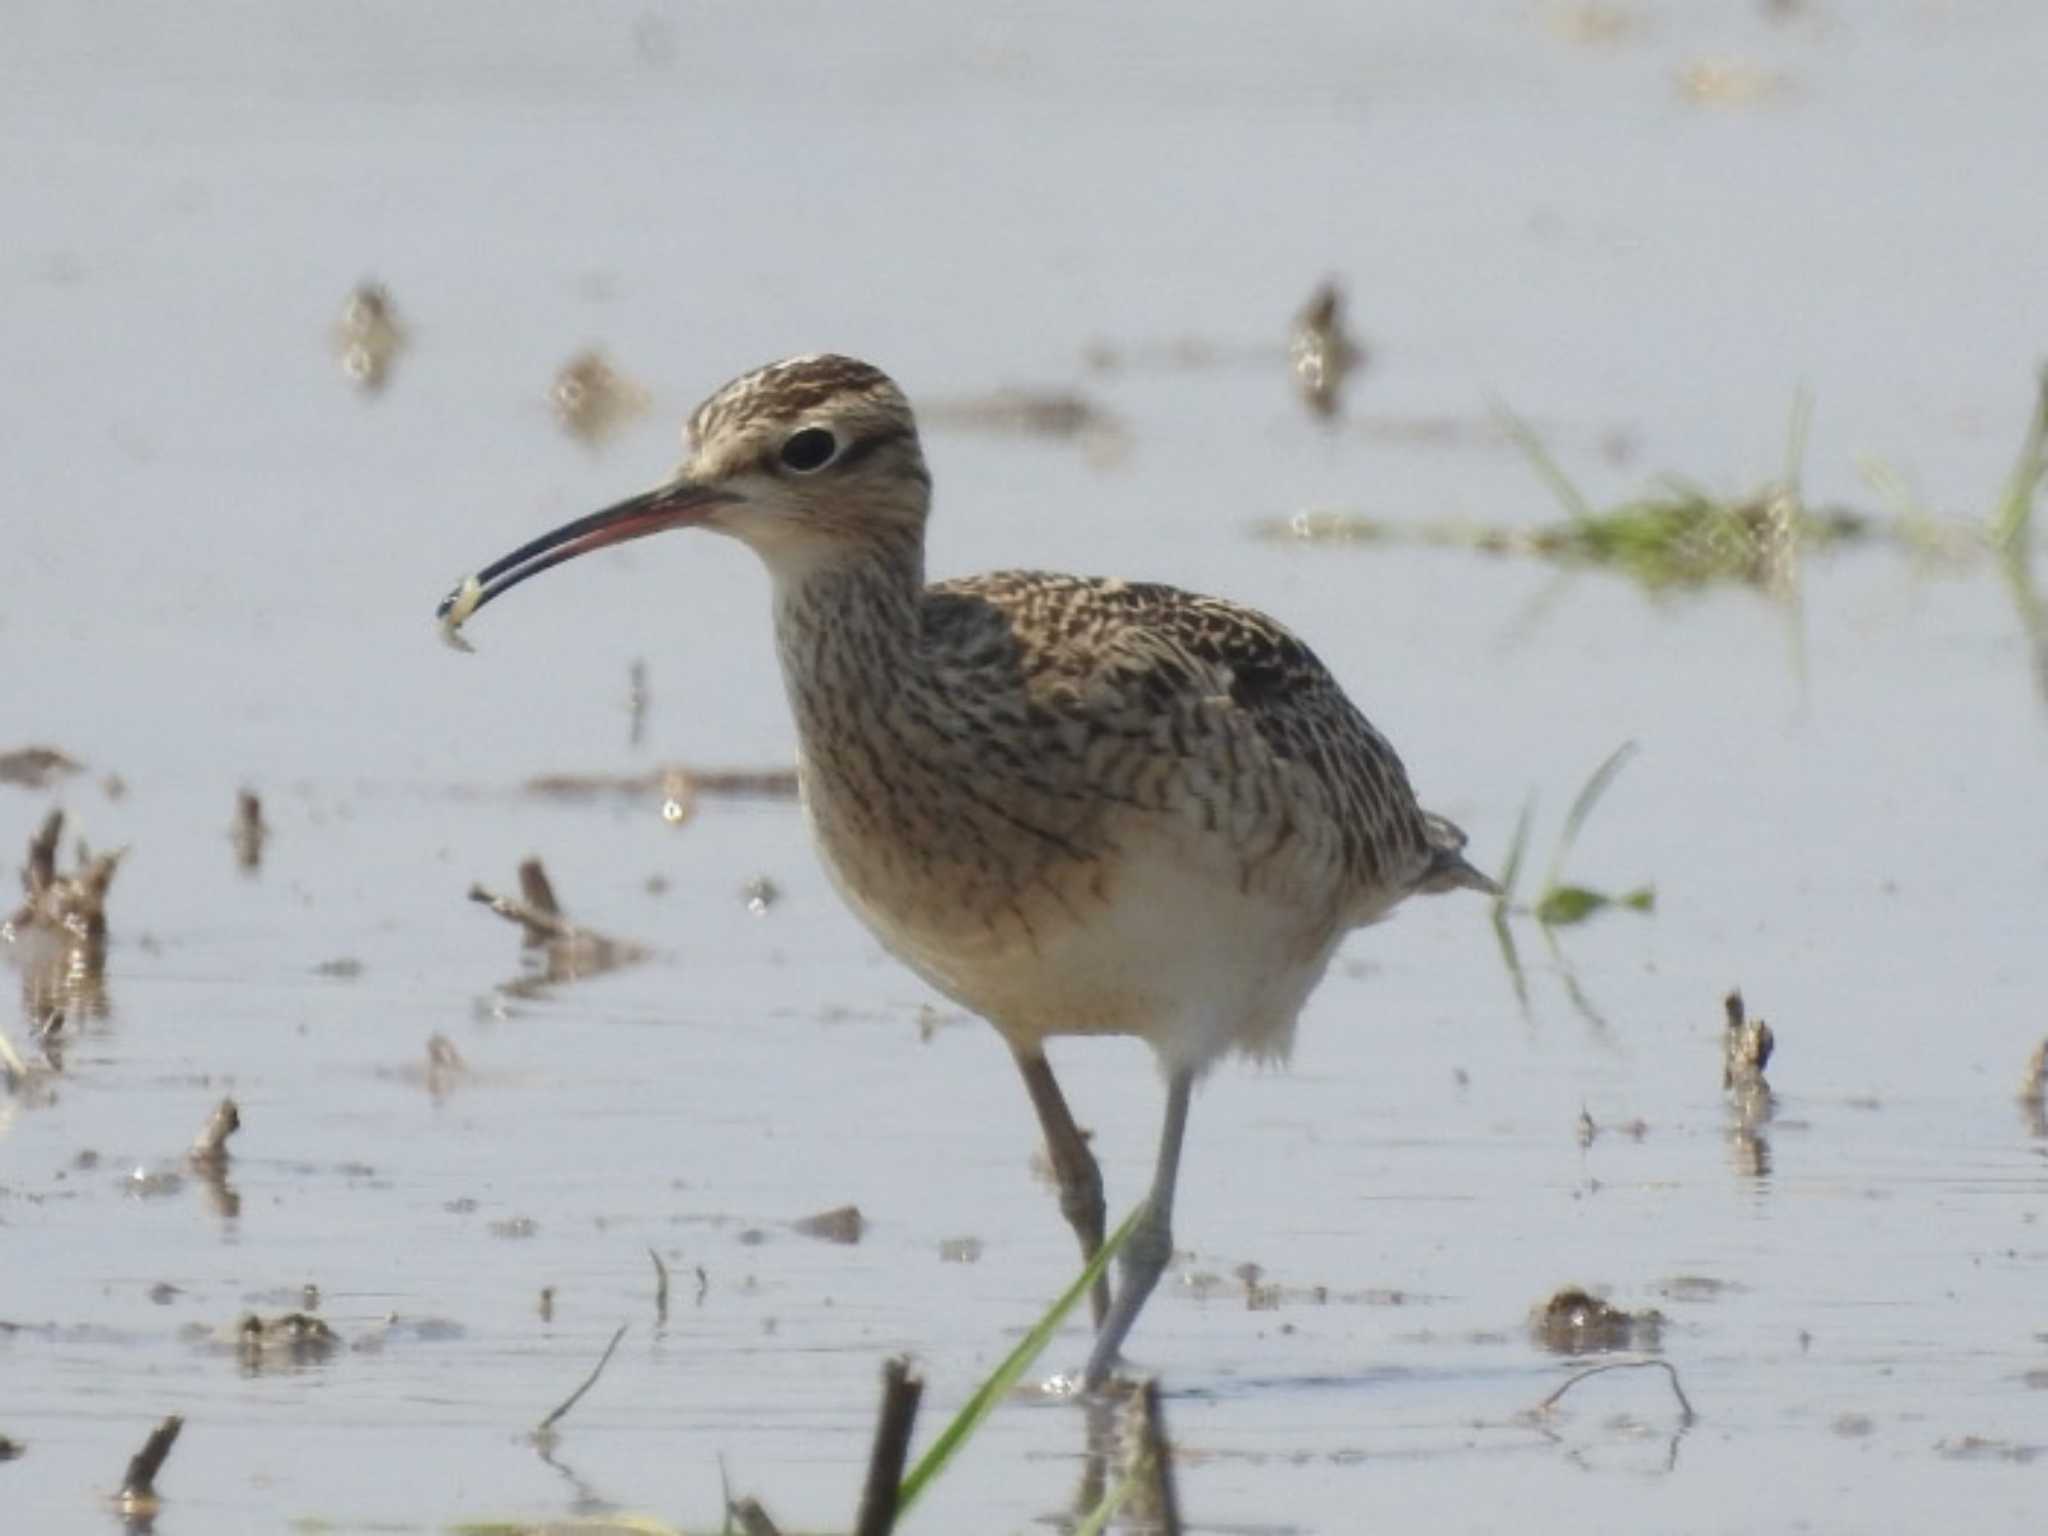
[6, 3, 2048, 1532]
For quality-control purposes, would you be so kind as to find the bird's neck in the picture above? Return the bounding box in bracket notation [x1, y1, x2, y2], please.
[768, 528, 928, 722]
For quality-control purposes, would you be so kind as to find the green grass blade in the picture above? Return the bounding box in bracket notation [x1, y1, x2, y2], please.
[1541, 922, 1615, 1036]
[1782, 386, 1814, 498]
[1989, 364, 2048, 552]
[1544, 741, 1639, 895]
[1070, 1466, 1140, 1536]
[1494, 793, 1534, 917]
[895, 1205, 1142, 1519]
[1490, 906, 1531, 1019]
[1492, 397, 1596, 524]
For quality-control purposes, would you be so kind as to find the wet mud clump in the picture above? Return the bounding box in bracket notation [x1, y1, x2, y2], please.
[1530, 1286, 1665, 1355]
[1287, 278, 1364, 420]
[179, 1313, 339, 1369]
[5, 809, 123, 1020]
[792, 1204, 865, 1245]
[1722, 989, 1775, 1115]
[1722, 990, 1777, 1178]
[235, 1311, 340, 1367]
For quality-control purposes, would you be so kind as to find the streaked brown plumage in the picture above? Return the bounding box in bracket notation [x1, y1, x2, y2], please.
[438, 353, 1493, 1388]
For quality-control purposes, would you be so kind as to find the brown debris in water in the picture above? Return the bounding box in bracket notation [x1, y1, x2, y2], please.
[921, 387, 1131, 467]
[533, 1321, 628, 1448]
[7, 809, 123, 1020]
[2021, 1038, 2048, 1137]
[551, 348, 649, 444]
[0, 746, 82, 789]
[371, 1033, 468, 1101]
[1576, 1107, 1650, 1147]
[1723, 989, 1775, 1114]
[425, 1033, 464, 1098]
[522, 763, 799, 807]
[1657, 1274, 1741, 1304]
[232, 1311, 338, 1366]
[792, 1204, 865, 1245]
[1288, 278, 1364, 420]
[231, 788, 267, 872]
[468, 856, 647, 987]
[1724, 991, 1776, 1179]
[515, 858, 560, 927]
[852, 1356, 924, 1536]
[117, 1413, 183, 1512]
[1530, 1286, 1665, 1355]
[923, 387, 1117, 439]
[10, 808, 123, 943]
[649, 1247, 670, 1325]
[660, 770, 698, 826]
[1235, 1260, 1283, 1311]
[333, 282, 404, 393]
[187, 1097, 240, 1169]
[180, 1100, 244, 1221]
[1934, 1435, 2045, 1465]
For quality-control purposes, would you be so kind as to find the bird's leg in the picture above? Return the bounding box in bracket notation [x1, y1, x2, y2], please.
[1015, 1049, 1111, 1330]
[1067, 1390, 1121, 1522]
[1083, 1068, 1194, 1390]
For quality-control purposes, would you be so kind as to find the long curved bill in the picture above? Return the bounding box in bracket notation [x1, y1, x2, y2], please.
[434, 478, 736, 651]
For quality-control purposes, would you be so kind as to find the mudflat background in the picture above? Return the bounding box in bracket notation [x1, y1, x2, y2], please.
[5, 3, 2046, 1532]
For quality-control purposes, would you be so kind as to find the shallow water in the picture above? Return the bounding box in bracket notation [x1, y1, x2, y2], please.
[6, 3, 2048, 1532]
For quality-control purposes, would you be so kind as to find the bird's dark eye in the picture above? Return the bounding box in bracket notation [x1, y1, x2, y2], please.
[779, 427, 839, 473]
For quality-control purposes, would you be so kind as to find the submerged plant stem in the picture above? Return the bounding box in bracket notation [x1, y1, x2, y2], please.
[536, 1323, 627, 1436]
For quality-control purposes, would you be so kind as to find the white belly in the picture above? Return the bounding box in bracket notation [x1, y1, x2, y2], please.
[806, 786, 1347, 1073]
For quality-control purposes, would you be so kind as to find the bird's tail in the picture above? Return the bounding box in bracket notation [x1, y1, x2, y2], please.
[1415, 811, 1500, 896]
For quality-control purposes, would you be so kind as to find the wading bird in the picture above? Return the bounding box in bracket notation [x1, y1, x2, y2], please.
[437, 354, 1493, 1387]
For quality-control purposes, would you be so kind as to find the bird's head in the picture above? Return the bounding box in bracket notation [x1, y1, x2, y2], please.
[436, 353, 931, 642]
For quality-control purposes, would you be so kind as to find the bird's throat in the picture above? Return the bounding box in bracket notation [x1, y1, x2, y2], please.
[770, 529, 928, 727]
